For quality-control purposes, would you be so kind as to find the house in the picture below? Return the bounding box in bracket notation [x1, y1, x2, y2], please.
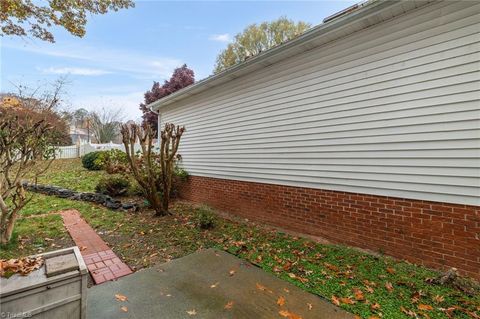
[149, 1, 480, 279]
[69, 126, 93, 145]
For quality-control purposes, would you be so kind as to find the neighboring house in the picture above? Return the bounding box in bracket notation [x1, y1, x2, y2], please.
[149, 1, 480, 279]
[69, 126, 93, 144]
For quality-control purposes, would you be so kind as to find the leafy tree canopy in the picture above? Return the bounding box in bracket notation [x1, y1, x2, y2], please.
[0, 0, 134, 42]
[214, 17, 311, 74]
[140, 64, 194, 132]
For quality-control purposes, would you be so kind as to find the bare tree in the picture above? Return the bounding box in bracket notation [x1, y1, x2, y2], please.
[0, 106, 55, 244]
[121, 123, 184, 216]
[89, 107, 123, 143]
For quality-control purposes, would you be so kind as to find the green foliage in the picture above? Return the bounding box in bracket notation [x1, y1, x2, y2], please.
[94, 149, 128, 173]
[214, 17, 311, 73]
[95, 175, 130, 197]
[81, 151, 105, 170]
[174, 165, 189, 181]
[1, 0, 134, 42]
[195, 206, 216, 230]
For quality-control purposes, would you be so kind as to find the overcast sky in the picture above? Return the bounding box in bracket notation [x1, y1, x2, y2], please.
[1, 1, 356, 121]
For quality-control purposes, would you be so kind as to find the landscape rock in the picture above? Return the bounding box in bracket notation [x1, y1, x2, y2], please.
[21, 181, 139, 212]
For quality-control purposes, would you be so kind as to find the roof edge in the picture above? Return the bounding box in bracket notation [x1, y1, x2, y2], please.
[149, 0, 398, 111]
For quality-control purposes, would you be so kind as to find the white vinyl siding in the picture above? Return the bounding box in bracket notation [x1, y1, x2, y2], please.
[161, 0, 480, 206]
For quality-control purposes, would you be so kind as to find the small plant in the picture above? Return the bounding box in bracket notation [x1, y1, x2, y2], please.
[81, 151, 105, 170]
[95, 176, 130, 197]
[195, 206, 216, 230]
[174, 165, 189, 181]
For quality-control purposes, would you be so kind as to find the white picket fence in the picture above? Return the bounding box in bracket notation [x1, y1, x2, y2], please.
[55, 142, 141, 159]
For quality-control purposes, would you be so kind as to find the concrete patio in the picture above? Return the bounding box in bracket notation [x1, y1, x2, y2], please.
[87, 249, 353, 318]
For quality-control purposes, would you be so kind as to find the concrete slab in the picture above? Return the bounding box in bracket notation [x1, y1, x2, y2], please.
[87, 249, 353, 319]
[45, 253, 78, 277]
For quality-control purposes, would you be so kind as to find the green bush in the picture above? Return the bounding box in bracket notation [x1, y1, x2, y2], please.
[95, 149, 128, 173]
[81, 151, 105, 170]
[195, 206, 216, 230]
[95, 175, 130, 197]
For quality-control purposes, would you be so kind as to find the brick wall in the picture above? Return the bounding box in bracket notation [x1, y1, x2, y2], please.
[179, 175, 480, 280]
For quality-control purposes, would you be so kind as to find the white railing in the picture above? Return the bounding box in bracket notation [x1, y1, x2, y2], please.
[55, 142, 140, 159]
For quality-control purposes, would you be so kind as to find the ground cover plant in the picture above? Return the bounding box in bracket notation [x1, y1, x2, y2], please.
[2, 159, 478, 318]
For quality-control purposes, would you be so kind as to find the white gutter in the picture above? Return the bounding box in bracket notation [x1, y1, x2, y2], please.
[147, 0, 412, 111]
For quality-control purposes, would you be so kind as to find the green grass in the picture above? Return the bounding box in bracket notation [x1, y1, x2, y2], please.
[30, 158, 107, 192]
[0, 213, 72, 260]
[2, 159, 478, 318]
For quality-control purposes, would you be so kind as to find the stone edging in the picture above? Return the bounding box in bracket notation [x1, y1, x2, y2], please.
[22, 182, 139, 211]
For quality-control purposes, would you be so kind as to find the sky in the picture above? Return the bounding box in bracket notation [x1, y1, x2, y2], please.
[1, 0, 356, 122]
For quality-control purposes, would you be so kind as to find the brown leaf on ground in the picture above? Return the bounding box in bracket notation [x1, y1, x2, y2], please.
[401, 306, 418, 317]
[340, 297, 356, 305]
[433, 295, 445, 303]
[418, 304, 433, 311]
[120, 306, 128, 312]
[224, 301, 234, 310]
[0, 257, 44, 277]
[277, 296, 286, 306]
[256, 283, 273, 294]
[386, 267, 395, 274]
[229, 269, 236, 276]
[288, 272, 309, 283]
[279, 310, 303, 319]
[365, 286, 375, 293]
[307, 303, 313, 310]
[371, 303, 381, 311]
[385, 282, 394, 293]
[186, 309, 197, 316]
[210, 282, 219, 288]
[80, 246, 87, 251]
[353, 288, 365, 301]
[331, 295, 340, 306]
[324, 262, 339, 272]
[115, 294, 128, 302]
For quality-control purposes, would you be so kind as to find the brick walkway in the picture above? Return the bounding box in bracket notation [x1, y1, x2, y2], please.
[60, 209, 132, 284]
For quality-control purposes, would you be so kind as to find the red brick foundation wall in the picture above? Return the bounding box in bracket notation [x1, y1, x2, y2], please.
[179, 175, 480, 280]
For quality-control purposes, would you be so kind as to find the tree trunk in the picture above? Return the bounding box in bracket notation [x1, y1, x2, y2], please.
[0, 213, 17, 244]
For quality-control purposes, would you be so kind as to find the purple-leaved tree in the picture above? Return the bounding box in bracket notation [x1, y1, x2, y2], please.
[140, 64, 194, 132]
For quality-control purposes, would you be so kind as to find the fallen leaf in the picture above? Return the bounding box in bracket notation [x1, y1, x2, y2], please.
[340, 297, 356, 305]
[115, 294, 128, 302]
[401, 306, 417, 317]
[278, 310, 303, 319]
[418, 304, 433, 311]
[331, 295, 340, 306]
[80, 246, 87, 251]
[371, 303, 381, 311]
[256, 283, 273, 294]
[385, 282, 394, 293]
[120, 306, 128, 312]
[277, 296, 286, 306]
[386, 267, 396, 274]
[283, 288, 290, 293]
[224, 301, 234, 310]
[229, 269, 236, 276]
[210, 282, 219, 288]
[307, 303, 313, 310]
[186, 309, 197, 316]
[433, 295, 445, 303]
[353, 288, 364, 301]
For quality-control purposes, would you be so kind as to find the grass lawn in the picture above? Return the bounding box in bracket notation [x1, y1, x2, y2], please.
[2, 159, 478, 319]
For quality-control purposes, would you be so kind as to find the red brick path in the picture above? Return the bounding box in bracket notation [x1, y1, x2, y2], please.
[60, 209, 132, 284]
[179, 176, 480, 280]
